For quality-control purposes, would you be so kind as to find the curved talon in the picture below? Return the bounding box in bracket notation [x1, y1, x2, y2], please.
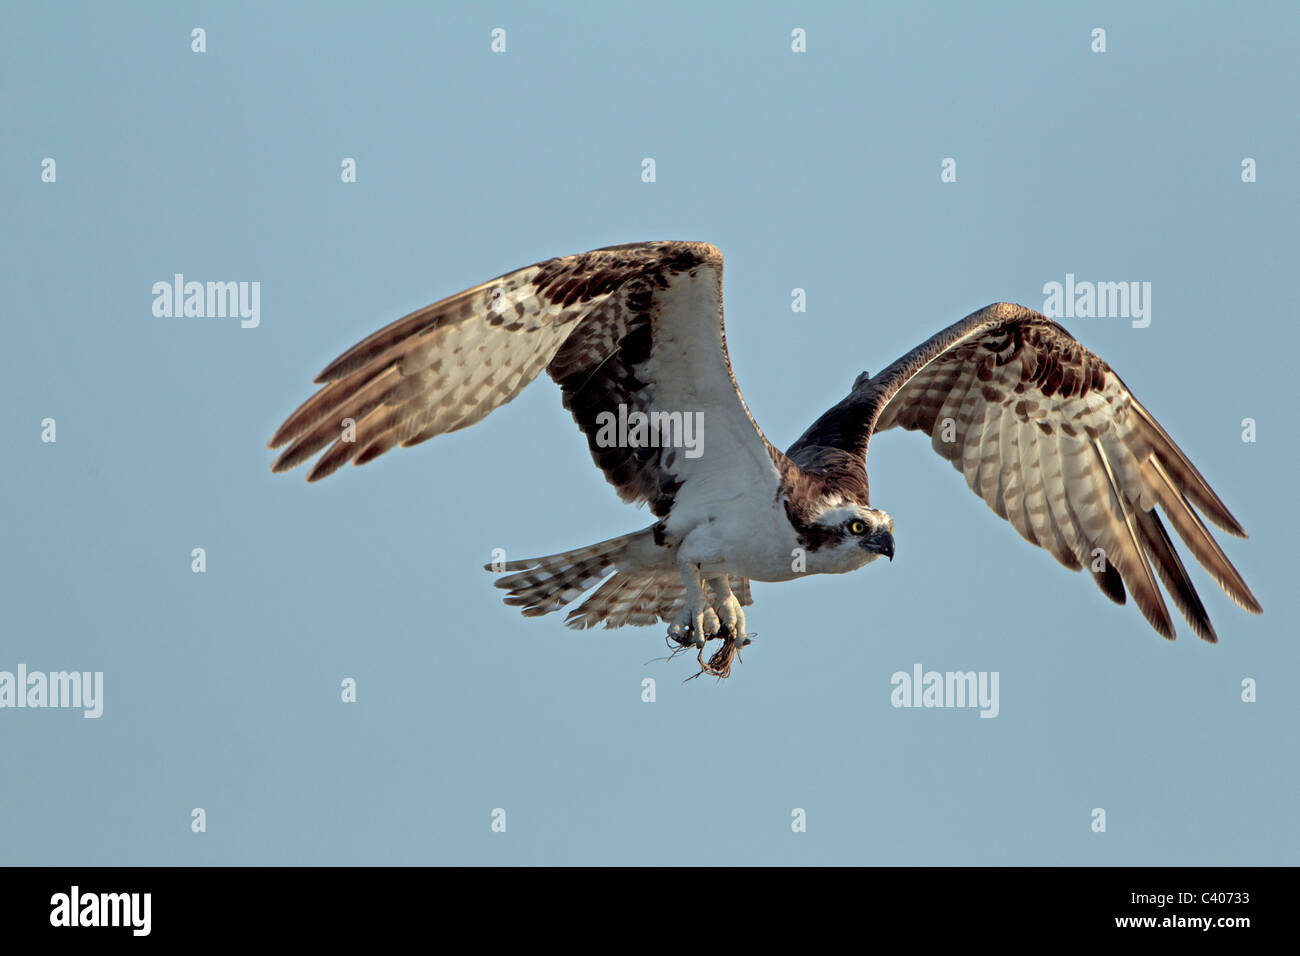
[701, 607, 721, 639]
[669, 579, 755, 680]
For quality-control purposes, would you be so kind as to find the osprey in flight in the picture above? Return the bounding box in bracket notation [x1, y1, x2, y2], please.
[269, 242, 1260, 677]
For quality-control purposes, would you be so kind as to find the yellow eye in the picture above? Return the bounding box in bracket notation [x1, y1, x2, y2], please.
[850, 520, 866, 535]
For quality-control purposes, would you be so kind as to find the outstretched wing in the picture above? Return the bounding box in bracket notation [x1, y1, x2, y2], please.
[788, 302, 1260, 641]
[269, 241, 785, 517]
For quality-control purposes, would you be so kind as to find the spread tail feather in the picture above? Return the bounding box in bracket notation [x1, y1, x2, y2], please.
[486, 530, 656, 623]
[486, 530, 751, 629]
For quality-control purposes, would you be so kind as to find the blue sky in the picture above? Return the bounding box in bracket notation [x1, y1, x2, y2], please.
[2, 1, 1296, 865]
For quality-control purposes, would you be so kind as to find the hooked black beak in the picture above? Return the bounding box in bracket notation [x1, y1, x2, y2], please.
[863, 529, 895, 561]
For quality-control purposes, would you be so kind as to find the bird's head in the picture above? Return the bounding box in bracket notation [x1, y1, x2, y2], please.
[804, 504, 895, 573]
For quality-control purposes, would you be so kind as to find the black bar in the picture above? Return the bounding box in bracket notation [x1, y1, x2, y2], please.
[0, 866, 1278, 940]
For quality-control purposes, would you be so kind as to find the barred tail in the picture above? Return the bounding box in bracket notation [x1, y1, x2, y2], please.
[485, 530, 751, 631]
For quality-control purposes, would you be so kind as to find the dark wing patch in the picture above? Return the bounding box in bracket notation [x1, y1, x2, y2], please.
[269, 241, 780, 517]
[788, 302, 1260, 642]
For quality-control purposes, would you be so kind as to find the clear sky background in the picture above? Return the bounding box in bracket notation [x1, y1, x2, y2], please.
[3, 1, 1296, 865]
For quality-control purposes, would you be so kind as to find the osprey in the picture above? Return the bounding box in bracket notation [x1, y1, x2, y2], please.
[268, 241, 1261, 677]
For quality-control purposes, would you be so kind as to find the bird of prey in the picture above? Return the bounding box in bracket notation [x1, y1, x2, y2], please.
[268, 241, 1260, 678]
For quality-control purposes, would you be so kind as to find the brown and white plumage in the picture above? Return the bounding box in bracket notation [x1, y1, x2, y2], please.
[269, 242, 1259, 675]
[269, 241, 781, 514]
[488, 529, 753, 630]
[790, 302, 1261, 641]
[269, 241, 780, 642]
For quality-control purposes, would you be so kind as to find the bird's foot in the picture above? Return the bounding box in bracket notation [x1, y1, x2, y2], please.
[666, 620, 694, 648]
[714, 594, 746, 644]
[670, 597, 753, 681]
[667, 604, 720, 648]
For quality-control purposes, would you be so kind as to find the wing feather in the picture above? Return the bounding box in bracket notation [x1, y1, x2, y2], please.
[788, 302, 1260, 641]
[1088, 435, 1174, 638]
[269, 242, 785, 515]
